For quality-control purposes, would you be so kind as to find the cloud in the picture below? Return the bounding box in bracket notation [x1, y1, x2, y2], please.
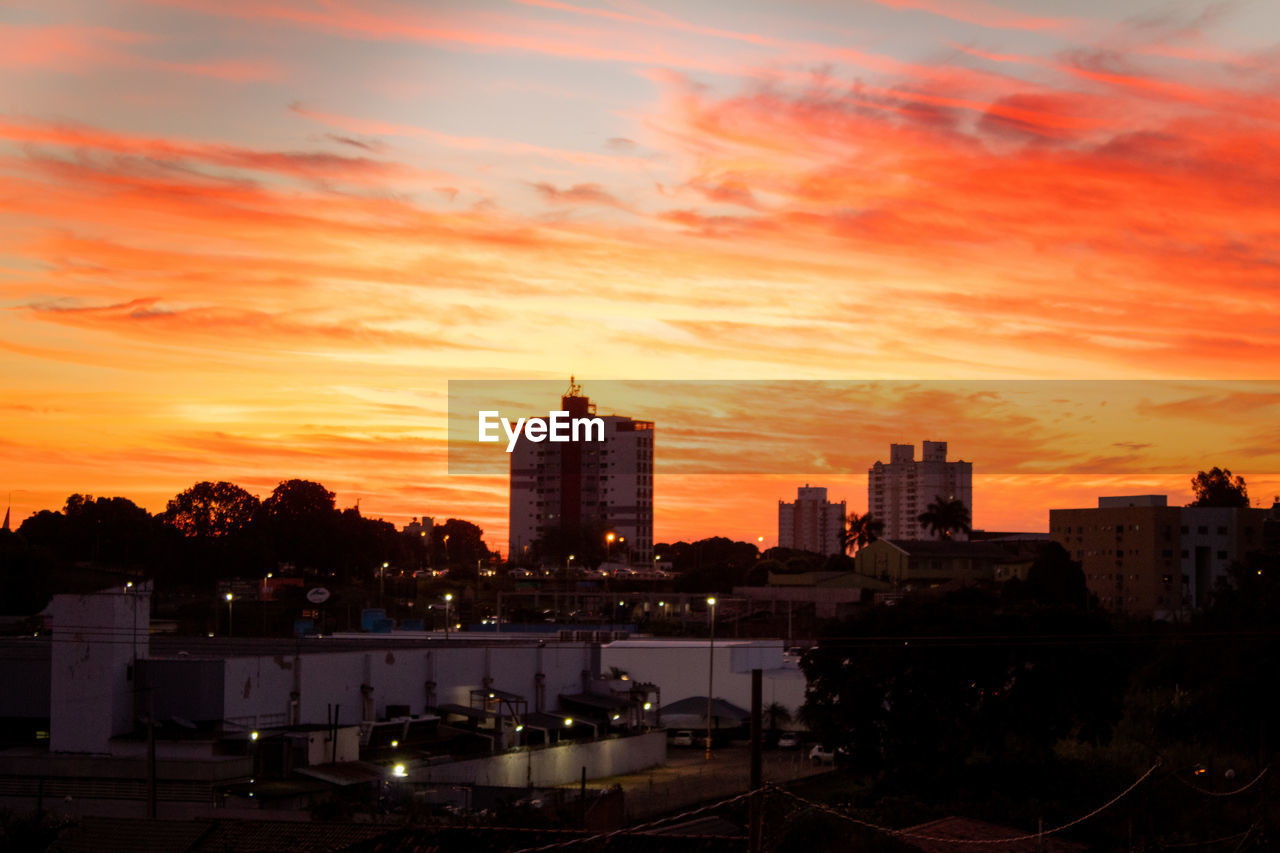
[864, 0, 1076, 32]
[531, 181, 624, 207]
[0, 22, 282, 81]
[19, 297, 491, 353]
[0, 114, 421, 185]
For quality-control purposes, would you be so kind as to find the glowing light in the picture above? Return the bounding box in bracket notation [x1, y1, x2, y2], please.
[392, 763, 407, 777]
[250, 731, 259, 741]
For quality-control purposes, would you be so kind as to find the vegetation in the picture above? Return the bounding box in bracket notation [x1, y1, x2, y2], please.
[842, 511, 884, 555]
[1188, 466, 1251, 508]
[4, 481, 498, 610]
[916, 496, 971, 540]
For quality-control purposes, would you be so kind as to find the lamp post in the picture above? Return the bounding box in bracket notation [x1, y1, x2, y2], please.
[225, 592, 234, 637]
[380, 561, 388, 607]
[443, 593, 453, 640]
[705, 596, 716, 760]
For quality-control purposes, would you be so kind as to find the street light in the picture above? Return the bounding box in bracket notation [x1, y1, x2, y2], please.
[705, 596, 716, 760]
[443, 593, 453, 640]
[225, 592, 234, 636]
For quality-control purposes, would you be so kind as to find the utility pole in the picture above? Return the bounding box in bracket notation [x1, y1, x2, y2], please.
[749, 668, 763, 853]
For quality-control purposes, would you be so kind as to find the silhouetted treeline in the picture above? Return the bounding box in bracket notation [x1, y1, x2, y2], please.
[2, 480, 496, 609]
[798, 543, 1280, 850]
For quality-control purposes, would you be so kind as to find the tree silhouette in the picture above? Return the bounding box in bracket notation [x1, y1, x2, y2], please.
[163, 481, 259, 538]
[917, 496, 971, 540]
[262, 479, 337, 521]
[260, 480, 339, 574]
[842, 511, 884, 555]
[764, 701, 791, 740]
[1188, 467, 1250, 508]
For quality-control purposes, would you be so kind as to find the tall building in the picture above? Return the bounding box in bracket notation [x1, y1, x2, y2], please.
[868, 441, 972, 540]
[1050, 495, 1268, 619]
[778, 485, 846, 556]
[509, 381, 654, 566]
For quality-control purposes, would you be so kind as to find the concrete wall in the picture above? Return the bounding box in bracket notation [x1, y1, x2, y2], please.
[601, 640, 806, 721]
[414, 730, 665, 787]
[141, 659, 225, 723]
[50, 586, 150, 753]
[192, 643, 600, 729]
[223, 655, 298, 729]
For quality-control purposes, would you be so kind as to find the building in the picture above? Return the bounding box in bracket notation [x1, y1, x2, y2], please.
[0, 585, 665, 820]
[854, 537, 1045, 589]
[1049, 495, 1269, 619]
[868, 441, 972, 540]
[777, 485, 846, 556]
[508, 380, 654, 567]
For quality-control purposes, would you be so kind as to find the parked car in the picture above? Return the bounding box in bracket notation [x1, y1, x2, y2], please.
[777, 732, 799, 749]
[671, 730, 695, 747]
[809, 744, 847, 765]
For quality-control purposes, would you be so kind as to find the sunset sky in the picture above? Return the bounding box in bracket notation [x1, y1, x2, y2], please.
[4, 0, 1280, 553]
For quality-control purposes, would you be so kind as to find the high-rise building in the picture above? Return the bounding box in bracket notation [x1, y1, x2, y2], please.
[1050, 495, 1268, 618]
[509, 382, 654, 567]
[868, 441, 972, 540]
[778, 485, 846, 556]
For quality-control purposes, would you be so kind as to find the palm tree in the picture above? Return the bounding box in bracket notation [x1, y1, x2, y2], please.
[842, 512, 884, 555]
[917, 496, 971, 540]
[764, 702, 792, 740]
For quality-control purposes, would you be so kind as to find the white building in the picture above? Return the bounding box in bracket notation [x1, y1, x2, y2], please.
[868, 441, 972, 540]
[600, 639, 806, 724]
[777, 485, 845, 556]
[509, 382, 654, 566]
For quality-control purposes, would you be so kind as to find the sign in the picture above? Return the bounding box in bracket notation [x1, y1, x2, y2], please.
[306, 587, 331, 604]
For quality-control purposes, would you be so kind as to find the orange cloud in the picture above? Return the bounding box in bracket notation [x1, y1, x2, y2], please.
[0, 22, 282, 81]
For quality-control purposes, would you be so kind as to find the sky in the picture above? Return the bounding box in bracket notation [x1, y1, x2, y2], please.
[3, 0, 1280, 553]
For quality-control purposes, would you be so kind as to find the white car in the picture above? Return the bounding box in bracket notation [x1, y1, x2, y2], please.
[777, 732, 799, 749]
[809, 744, 845, 765]
[671, 730, 694, 747]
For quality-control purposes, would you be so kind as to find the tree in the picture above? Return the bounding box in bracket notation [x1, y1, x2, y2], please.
[800, 590, 1126, 783]
[843, 511, 884, 555]
[262, 479, 337, 521]
[917, 496, 971, 540]
[162, 481, 259, 538]
[260, 480, 339, 574]
[1012, 542, 1089, 608]
[1188, 467, 1249, 508]
[764, 702, 791, 739]
[431, 518, 494, 578]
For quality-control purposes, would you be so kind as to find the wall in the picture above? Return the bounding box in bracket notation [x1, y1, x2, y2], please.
[414, 730, 665, 787]
[601, 640, 806, 720]
[50, 586, 150, 753]
[193, 643, 600, 730]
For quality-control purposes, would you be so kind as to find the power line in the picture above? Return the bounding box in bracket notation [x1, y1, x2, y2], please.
[1171, 766, 1268, 798]
[509, 785, 762, 853]
[775, 760, 1162, 845]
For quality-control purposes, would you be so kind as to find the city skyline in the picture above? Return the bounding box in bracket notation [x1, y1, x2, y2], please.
[4, 1, 1280, 547]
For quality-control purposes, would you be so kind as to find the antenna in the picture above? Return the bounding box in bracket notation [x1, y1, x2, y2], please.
[566, 375, 582, 397]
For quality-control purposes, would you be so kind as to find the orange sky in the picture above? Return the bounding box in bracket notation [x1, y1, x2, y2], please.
[3, 1, 1280, 554]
